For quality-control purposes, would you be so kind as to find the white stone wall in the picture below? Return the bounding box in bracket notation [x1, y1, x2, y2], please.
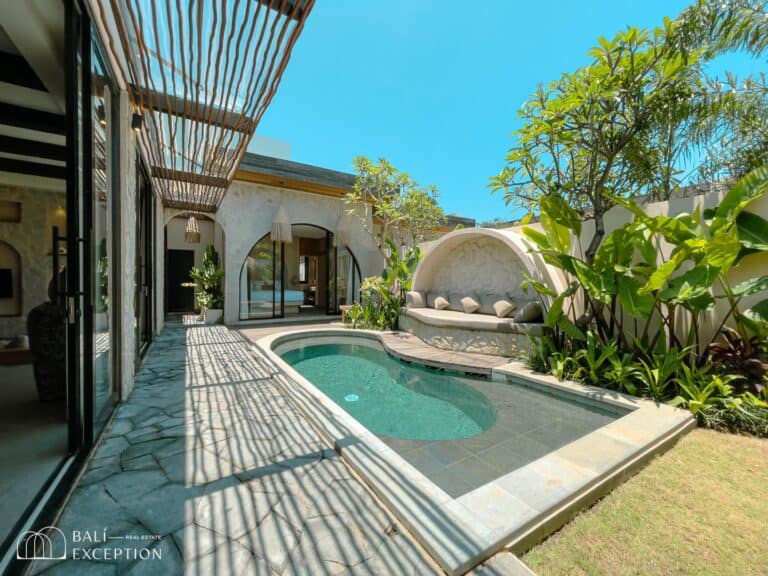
[217, 181, 383, 324]
[118, 91, 137, 400]
[426, 236, 527, 297]
[154, 194, 165, 335]
[0, 185, 66, 339]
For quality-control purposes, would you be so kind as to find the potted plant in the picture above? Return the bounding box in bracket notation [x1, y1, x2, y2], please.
[189, 245, 224, 324]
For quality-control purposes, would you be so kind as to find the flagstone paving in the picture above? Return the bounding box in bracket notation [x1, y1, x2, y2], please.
[31, 321, 528, 575]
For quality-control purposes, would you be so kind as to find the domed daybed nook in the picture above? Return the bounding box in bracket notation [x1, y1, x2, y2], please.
[400, 227, 552, 358]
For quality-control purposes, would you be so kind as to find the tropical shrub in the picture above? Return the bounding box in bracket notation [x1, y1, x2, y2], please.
[189, 245, 224, 311]
[345, 242, 421, 331]
[518, 167, 768, 436]
[521, 166, 768, 368]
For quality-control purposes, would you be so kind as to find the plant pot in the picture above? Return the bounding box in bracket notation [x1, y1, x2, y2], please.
[203, 308, 223, 324]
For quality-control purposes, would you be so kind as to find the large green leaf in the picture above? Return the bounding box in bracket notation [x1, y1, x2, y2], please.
[521, 226, 551, 250]
[594, 226, 635, 272]
[540, 194, 582, 236]
[744, 298, 768, 324]
[640, 250, 687, 294]
[557, 315, 586, 341]
[521, 275, 557, 297]
[702, 230, 740, 271]
[736, 210, 768, 251]
[540, 211, 571, 253]
[617, 275, 655, 318]
[555, 255, 613, 303]
[713, 164, 768, 232]
[731, 275, 768, 297]
[659, 265, 718, 312]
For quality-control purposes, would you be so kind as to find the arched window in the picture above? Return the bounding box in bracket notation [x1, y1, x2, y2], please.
[239, 224, 361, 320]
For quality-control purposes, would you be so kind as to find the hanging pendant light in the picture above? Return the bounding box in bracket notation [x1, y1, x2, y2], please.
[271, 184, 292, 243]
[185, 214, 201, 243]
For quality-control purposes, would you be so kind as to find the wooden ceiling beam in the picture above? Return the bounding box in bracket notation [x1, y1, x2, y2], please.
[0, 134, 65, 161]
[131, 86, 256, 133]
[0, 102, 65, 135]
[0, 157, 65, 180]
[151, 166, 229, 188]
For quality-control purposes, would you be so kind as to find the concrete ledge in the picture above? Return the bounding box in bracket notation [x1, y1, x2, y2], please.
[252, 328, 695, 575]
[398, 313, 538, 359]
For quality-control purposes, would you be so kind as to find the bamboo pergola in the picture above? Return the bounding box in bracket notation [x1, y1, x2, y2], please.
[93, 0, 315, 212]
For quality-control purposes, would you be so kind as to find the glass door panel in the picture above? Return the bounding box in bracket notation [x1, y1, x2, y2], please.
[240, 236, 281, 319]
[90, 44, 116, 434]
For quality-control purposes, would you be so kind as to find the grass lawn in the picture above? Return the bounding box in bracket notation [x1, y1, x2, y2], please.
[522, 429, 768, 576]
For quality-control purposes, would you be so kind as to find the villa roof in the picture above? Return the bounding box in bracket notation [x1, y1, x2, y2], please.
[235, 153, 477, 227]
[236, 152, 356, 194]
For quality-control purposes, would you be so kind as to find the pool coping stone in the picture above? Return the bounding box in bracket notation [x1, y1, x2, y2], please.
[252, 328, 694, 576]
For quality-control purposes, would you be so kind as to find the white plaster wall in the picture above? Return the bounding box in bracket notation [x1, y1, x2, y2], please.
[218, 181, 383, 324]
[0, 185, 66, 338]
[154, 194, 165, 335]
[428, 237, 527, 297]
[165, 216, 221, 269]
[118, 91, 137, 400]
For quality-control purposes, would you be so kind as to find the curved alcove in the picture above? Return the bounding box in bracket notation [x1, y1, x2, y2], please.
[412, 227, 554, 298]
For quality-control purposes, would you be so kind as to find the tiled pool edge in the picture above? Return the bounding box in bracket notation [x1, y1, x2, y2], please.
[253, 328, 695, 575]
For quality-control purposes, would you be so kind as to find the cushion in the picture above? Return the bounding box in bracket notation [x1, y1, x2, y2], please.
[460, 295, 480, 314]
[447, 292, 465, 312]
[404, 308, 543, 335]
[405, 291, 425, 308]
[477, 292, 503, 315]
[514, 301, 544, 323]
[426, 292, 445, 308]
[492, 298, 517, 318]
[433, 296, 450, 310]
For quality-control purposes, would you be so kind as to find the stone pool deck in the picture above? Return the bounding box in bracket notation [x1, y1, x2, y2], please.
[32, 320, 530, 575]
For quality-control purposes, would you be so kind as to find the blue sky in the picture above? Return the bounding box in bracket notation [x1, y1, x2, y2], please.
[254, 0, 762, 223]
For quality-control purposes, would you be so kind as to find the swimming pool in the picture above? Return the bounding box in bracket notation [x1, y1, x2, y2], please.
[262, 329, 694, 575]
[280, 339, 628, 497]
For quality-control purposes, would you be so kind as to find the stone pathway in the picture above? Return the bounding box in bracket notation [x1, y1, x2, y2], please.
[31, 321, 531, 575]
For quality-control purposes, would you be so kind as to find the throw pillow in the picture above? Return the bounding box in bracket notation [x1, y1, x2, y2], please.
[405, 291, 425, 308]
[514, 301, 544, 323]
[433, 296, 450, 310]
[493, 298, 517, 318]
[461, 295, 480, 314]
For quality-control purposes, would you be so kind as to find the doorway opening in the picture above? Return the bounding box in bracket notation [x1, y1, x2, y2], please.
[239, 223, 361, 321]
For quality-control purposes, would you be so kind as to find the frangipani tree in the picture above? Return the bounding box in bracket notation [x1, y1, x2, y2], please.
[345, 156, 446, 262]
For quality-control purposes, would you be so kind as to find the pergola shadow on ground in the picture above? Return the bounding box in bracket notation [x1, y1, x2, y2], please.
[29, 321, 488, 575]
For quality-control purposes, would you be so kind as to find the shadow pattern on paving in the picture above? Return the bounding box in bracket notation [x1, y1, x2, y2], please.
[29, 322, 440, 576]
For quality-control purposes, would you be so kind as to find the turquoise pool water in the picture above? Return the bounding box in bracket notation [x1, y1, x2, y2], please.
[281, 343, 496, 441]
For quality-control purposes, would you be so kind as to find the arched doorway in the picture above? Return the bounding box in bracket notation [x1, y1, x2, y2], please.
[164, 212, 225, 315]
[239, 224, 361, 320]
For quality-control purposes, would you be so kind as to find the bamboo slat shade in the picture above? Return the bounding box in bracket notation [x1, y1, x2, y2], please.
[93, 0, 314, 212]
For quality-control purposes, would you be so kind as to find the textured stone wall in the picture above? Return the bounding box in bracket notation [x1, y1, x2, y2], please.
[428, 236, 527, 297]
[119, 91, 137, 399]
[398, 314, 535, 359]
[0, 185, 66, 338]
[216, 181, 383, 324]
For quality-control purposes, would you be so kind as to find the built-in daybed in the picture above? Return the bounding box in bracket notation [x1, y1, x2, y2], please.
[398, 227, 548, 358]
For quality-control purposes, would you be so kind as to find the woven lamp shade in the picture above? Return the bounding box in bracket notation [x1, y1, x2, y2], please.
[271, 205, 292, 244]
[184, 215, 201, 243]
